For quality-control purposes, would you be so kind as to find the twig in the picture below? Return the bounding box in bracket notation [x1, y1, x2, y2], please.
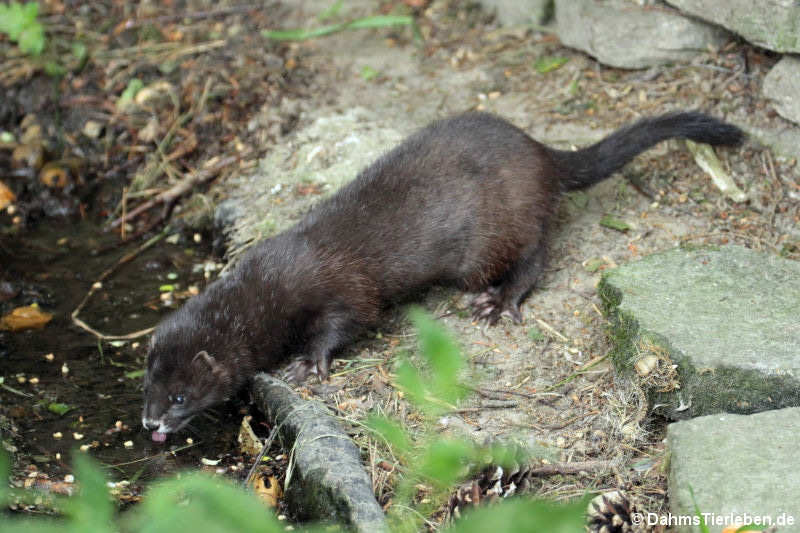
[535, 318, 569, 343]
[1, 381, 33, 398]
[243, 425, 280, 488]
[109, 155, 238, 229]
[449, 401, 518, 414]
[71, 229, 170, 340]
[543, 354, 609, 392]
[527, 459, 612, 477]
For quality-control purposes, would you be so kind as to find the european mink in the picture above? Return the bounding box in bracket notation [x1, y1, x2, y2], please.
[142, 111, 743, 440]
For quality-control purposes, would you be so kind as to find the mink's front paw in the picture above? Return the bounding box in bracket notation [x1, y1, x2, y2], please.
[281, 358, 328, 384]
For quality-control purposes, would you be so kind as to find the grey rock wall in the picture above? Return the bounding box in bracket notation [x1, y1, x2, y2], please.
[666, 0, 800, 54]
[762, 56, 800, 125]
[554, 0, 728, 69]
[480, 0, 553, 26]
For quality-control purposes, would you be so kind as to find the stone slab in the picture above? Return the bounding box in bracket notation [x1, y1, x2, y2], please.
[668, 408, 800, 533]
[666, 0, 800, 53]
[599, 245, 800, 419]
[763, 56, 800, 127]
[555, 0, 729, 69]
[479, 0, 553, 26]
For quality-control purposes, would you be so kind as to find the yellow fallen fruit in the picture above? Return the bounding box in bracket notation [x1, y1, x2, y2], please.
[0, 304, 53, 331]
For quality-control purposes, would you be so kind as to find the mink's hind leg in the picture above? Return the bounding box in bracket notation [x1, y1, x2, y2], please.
[281, 304, 365, 383]
[471, 242, 547, 325]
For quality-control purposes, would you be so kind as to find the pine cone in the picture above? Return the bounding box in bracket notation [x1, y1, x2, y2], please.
[586, 490, 636, 533]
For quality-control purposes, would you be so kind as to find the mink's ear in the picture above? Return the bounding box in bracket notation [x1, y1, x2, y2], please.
[192, 350, 226, 377]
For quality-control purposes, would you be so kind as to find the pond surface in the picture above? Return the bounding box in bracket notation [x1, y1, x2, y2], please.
[0, 218, 255, 494]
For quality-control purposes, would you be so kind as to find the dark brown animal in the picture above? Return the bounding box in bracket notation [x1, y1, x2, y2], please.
[142, 111, 743, 440]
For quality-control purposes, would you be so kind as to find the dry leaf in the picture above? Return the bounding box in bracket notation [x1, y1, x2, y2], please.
[237, 415, 262, 456]
[0, 181, 15, 210]
[1, 304, 53, 331]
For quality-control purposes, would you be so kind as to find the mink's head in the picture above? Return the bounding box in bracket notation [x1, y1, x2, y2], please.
[142, 315, 237, 442]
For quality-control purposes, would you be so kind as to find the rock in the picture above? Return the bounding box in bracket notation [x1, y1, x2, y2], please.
[599, 246, 800, 419]
[668, 408, 800, 533]
[666, 0, 800, 53]
[554, 0, 729, 69]
[251, 374, 387, 533]
[733, 119, 800, 174]
[763, 56, 800, 126]
[479, 0, 554, 26]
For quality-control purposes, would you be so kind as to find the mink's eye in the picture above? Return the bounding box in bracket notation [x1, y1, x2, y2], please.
[169, 394, 185, 405]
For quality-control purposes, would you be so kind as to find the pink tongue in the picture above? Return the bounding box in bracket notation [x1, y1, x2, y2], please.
[152, 431, 167, 443]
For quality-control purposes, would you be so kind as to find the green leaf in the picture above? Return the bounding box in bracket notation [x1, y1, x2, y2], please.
[117, 78, 144, 109]
[533, 56, 569, 74]
[446, 496, 589, 533]
[418, 439, 474, 489]
[318, 0, 343, 21]
[599, 215, 631, 232]
[410, 308, 464, 406]
[262, 14, 413, 41]
[688, 485, 710, 533]
[395, 359, 428, 410]
[66, 454, 114, 532]
[0, 449, 9, 505]
[44, 60, 66, 77]
[131, 473, 284, 533]
[159, 284, 175, 292]
[346, 15, 413, 29]
[262, 23, 344, 41]
[18, 22, 44, 55]
[0, 2, 45, 56]
[365, 415, 411, 455]
[566, 190, 588, 209]
[583, 257, 607, 273]
[124, 369, 145, 379]
[361, 65, 379, 81]
[47, 402, 72, 416]
[528, 327, 545, 341]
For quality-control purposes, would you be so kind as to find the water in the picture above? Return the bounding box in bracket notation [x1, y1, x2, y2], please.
[0, 219, 249, 489]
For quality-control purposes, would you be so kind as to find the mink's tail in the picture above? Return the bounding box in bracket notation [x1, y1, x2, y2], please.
[549, 111, 744, 191]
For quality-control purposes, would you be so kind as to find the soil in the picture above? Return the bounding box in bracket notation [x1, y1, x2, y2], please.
[1, 0, 799, 528]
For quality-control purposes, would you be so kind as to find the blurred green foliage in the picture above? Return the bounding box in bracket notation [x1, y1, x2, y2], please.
[0, 1, 45, 55]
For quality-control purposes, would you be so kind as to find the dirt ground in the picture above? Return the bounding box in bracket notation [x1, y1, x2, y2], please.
[2, 0, 799, 528]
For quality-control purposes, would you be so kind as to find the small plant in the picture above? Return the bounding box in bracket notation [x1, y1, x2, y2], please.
[0, 1, 45, 56]
[369, 308, 589, 532]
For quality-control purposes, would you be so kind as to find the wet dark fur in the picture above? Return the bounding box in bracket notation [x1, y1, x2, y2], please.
[142, 111, 743, 435]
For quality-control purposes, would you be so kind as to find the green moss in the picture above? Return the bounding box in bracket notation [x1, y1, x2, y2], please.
[600, 268, 800, 420]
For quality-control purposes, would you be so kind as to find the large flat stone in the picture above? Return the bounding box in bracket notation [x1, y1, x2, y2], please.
[479, 0, 553, 26]
[666, 0, 800, 53]
[668, 408, 800, 533]
[599, 245, 800, 419]
[763, 56, 800, 127]
[555, 0, 729, 69]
